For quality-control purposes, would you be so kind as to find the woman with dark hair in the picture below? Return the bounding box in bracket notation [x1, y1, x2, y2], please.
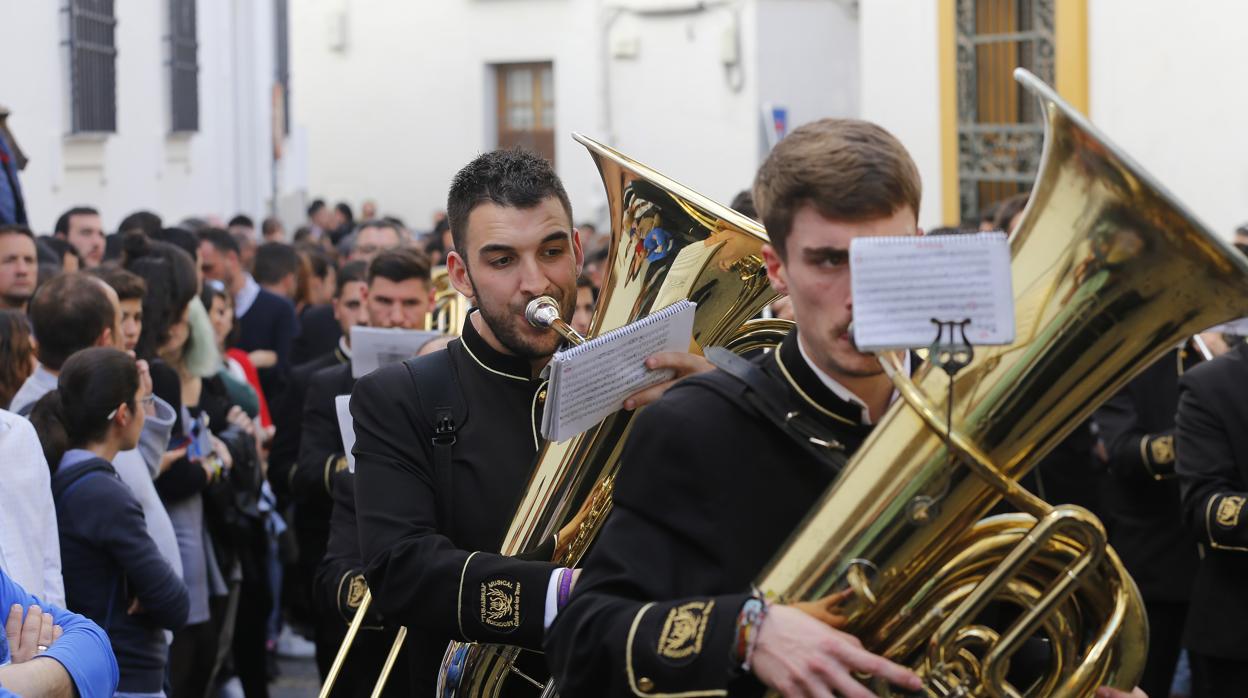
[122, 231, 232, 695]
[201, 281, 271, 429]
[0, 309, 34, 408]
[29, 347, 189, 697]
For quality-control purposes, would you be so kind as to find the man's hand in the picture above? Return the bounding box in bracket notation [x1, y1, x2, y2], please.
[5, 604, 63, 664]
[751, 604, 921, 698]
[621, 352, 714, 410]
[791, 589, 853, 630]
[1095, 688, 1147, 698]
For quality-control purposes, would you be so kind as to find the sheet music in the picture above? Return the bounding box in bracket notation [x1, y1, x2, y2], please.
[335, 395, 356, 473]
[350, 326, 444, 378]
[541, 300, 696, 442]
[850, 232, 1015, 350]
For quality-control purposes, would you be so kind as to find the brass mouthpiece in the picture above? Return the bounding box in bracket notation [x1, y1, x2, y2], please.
[524, 296, 586, 346]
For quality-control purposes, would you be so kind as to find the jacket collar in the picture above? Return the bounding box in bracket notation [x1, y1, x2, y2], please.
[459, 309, 540, 382]
[774, 330, 878, 428]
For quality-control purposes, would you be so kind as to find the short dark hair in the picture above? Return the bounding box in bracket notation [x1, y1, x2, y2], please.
[367, 247, 432, 286]
[54, 206, 99, 236]
[89, 264, 146, 301]
[308, 199, 326, 218]
[753, 119, 921, 258]
[254, 242, 302, 285]
[990, 193, 1029, 232]
[117, 210, 162, 238]
[261, 216, 283, 236]
[29, 273, 116, 370]
[38, 236, 82, 269]
[152, 227, 199, 259]
[447, 149, 573, 259]
[122, 233, 198, 360]
[197, 227, 240, 255]
[335, 202, 354, 221]
[228, 214, 255, 229]
[0, 224, 35, 240]
[336, 260, 367, 297]
[730, 190, 757, 219]
[30, 347, 139, 469]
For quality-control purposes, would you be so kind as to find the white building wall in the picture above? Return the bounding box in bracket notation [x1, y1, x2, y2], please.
[291, 0, 859, 229]
[0, 0, 285, 232]
[1088, 0, 1248, 236]
[858, 0, 944, 231]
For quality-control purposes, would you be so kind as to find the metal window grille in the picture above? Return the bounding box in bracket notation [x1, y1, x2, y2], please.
[65, 0, 118, 134]
[496, 63, 556, 163]
[169, 0, 199, 133]
[955, 0, 1054, 223]
[274, 0, 291, 136]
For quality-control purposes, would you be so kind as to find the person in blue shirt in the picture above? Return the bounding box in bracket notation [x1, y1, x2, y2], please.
[0, 565, 118, 697]
[29, 346, 189, 697]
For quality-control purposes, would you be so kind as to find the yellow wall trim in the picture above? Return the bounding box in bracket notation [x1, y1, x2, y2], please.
[1055, 0, 1089, 114]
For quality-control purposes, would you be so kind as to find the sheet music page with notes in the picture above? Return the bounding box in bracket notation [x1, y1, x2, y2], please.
[541, 300, 696, 442]
[850, 232, 1014, 351]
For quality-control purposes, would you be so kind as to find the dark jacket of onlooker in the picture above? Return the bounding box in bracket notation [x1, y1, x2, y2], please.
[291, 303, 342, 367]
[237, 286, 298, 401]
[52, 453, 189, 694]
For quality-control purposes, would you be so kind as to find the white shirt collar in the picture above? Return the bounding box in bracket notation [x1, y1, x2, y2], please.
[338, 335, 352, 359]
[796, 336, 907, 426]
[234, 273, 261, 318]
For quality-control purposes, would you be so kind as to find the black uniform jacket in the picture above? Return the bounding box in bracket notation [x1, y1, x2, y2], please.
[1094, 347, 1198, 601]
[314, 468, 410, 697]
[293, 361, 357, 577]
[352, 312, 558, 690]
[545, 330, 877, 697]
[1176, 340, 1248, 659]
[270, 343, 349, 504]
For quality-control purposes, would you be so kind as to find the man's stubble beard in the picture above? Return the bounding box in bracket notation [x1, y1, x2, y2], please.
[468, 269, 576, 360]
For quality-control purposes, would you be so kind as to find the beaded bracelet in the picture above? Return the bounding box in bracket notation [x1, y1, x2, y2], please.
[556, 567, 575, 610]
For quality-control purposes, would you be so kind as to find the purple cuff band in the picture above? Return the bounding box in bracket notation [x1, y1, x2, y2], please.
[557, 567, 574, 610]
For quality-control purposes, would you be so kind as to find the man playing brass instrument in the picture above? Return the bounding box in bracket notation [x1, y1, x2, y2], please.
[544, 119, 1144, 698]
[350, 149, 706, 692]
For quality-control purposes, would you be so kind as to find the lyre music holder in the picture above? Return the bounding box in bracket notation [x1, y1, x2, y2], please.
[905, 318, 973, 524]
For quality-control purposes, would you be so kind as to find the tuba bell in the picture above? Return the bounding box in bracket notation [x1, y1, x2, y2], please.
[753, 68, 1248, 697]
[437, 133, 790, 696]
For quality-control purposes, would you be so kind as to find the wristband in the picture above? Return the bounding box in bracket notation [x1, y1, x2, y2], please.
[733, 592, 769, 673]
[557, 567, 575, 610]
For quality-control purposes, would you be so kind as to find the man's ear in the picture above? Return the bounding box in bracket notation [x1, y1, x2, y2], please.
[446, 250, 476, 303]
[762, 243, 788, 296]
[96, 328, 114, 348]
[571, 228, 585, 277]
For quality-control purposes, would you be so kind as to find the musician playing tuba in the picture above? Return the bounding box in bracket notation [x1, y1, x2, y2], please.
[543, 119, 1143, 698]
[349, 149, 708, 693]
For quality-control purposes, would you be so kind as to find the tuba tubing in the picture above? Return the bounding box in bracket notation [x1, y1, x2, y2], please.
[753, 69, 1248, 697]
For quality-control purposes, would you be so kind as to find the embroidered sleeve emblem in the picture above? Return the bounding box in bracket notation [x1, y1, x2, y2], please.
[481, 578, 521, 631]
[656, 600, 714, 661]
[347, 574, 367, 609]
[1149, 435, 1175, 465]
[1215, 495, 1246, 529]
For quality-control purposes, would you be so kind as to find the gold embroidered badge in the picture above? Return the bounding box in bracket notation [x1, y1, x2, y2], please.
[1215, 495, 1246, 529]
[480, 579, 521, 630]
[657, 600, 714, 661]
[1149, 435, 1175, 465]
[347, 575, 367, 609]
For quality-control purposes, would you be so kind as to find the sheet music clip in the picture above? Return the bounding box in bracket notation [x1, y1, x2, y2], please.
[907, 318, 974, 525]
[929, 318, 974, 378]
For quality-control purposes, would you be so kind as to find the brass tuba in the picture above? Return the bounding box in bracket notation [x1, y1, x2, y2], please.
[754, 69, 1248, 696]
[437, 133, 789, 696]
[426, 265, 470, 336]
